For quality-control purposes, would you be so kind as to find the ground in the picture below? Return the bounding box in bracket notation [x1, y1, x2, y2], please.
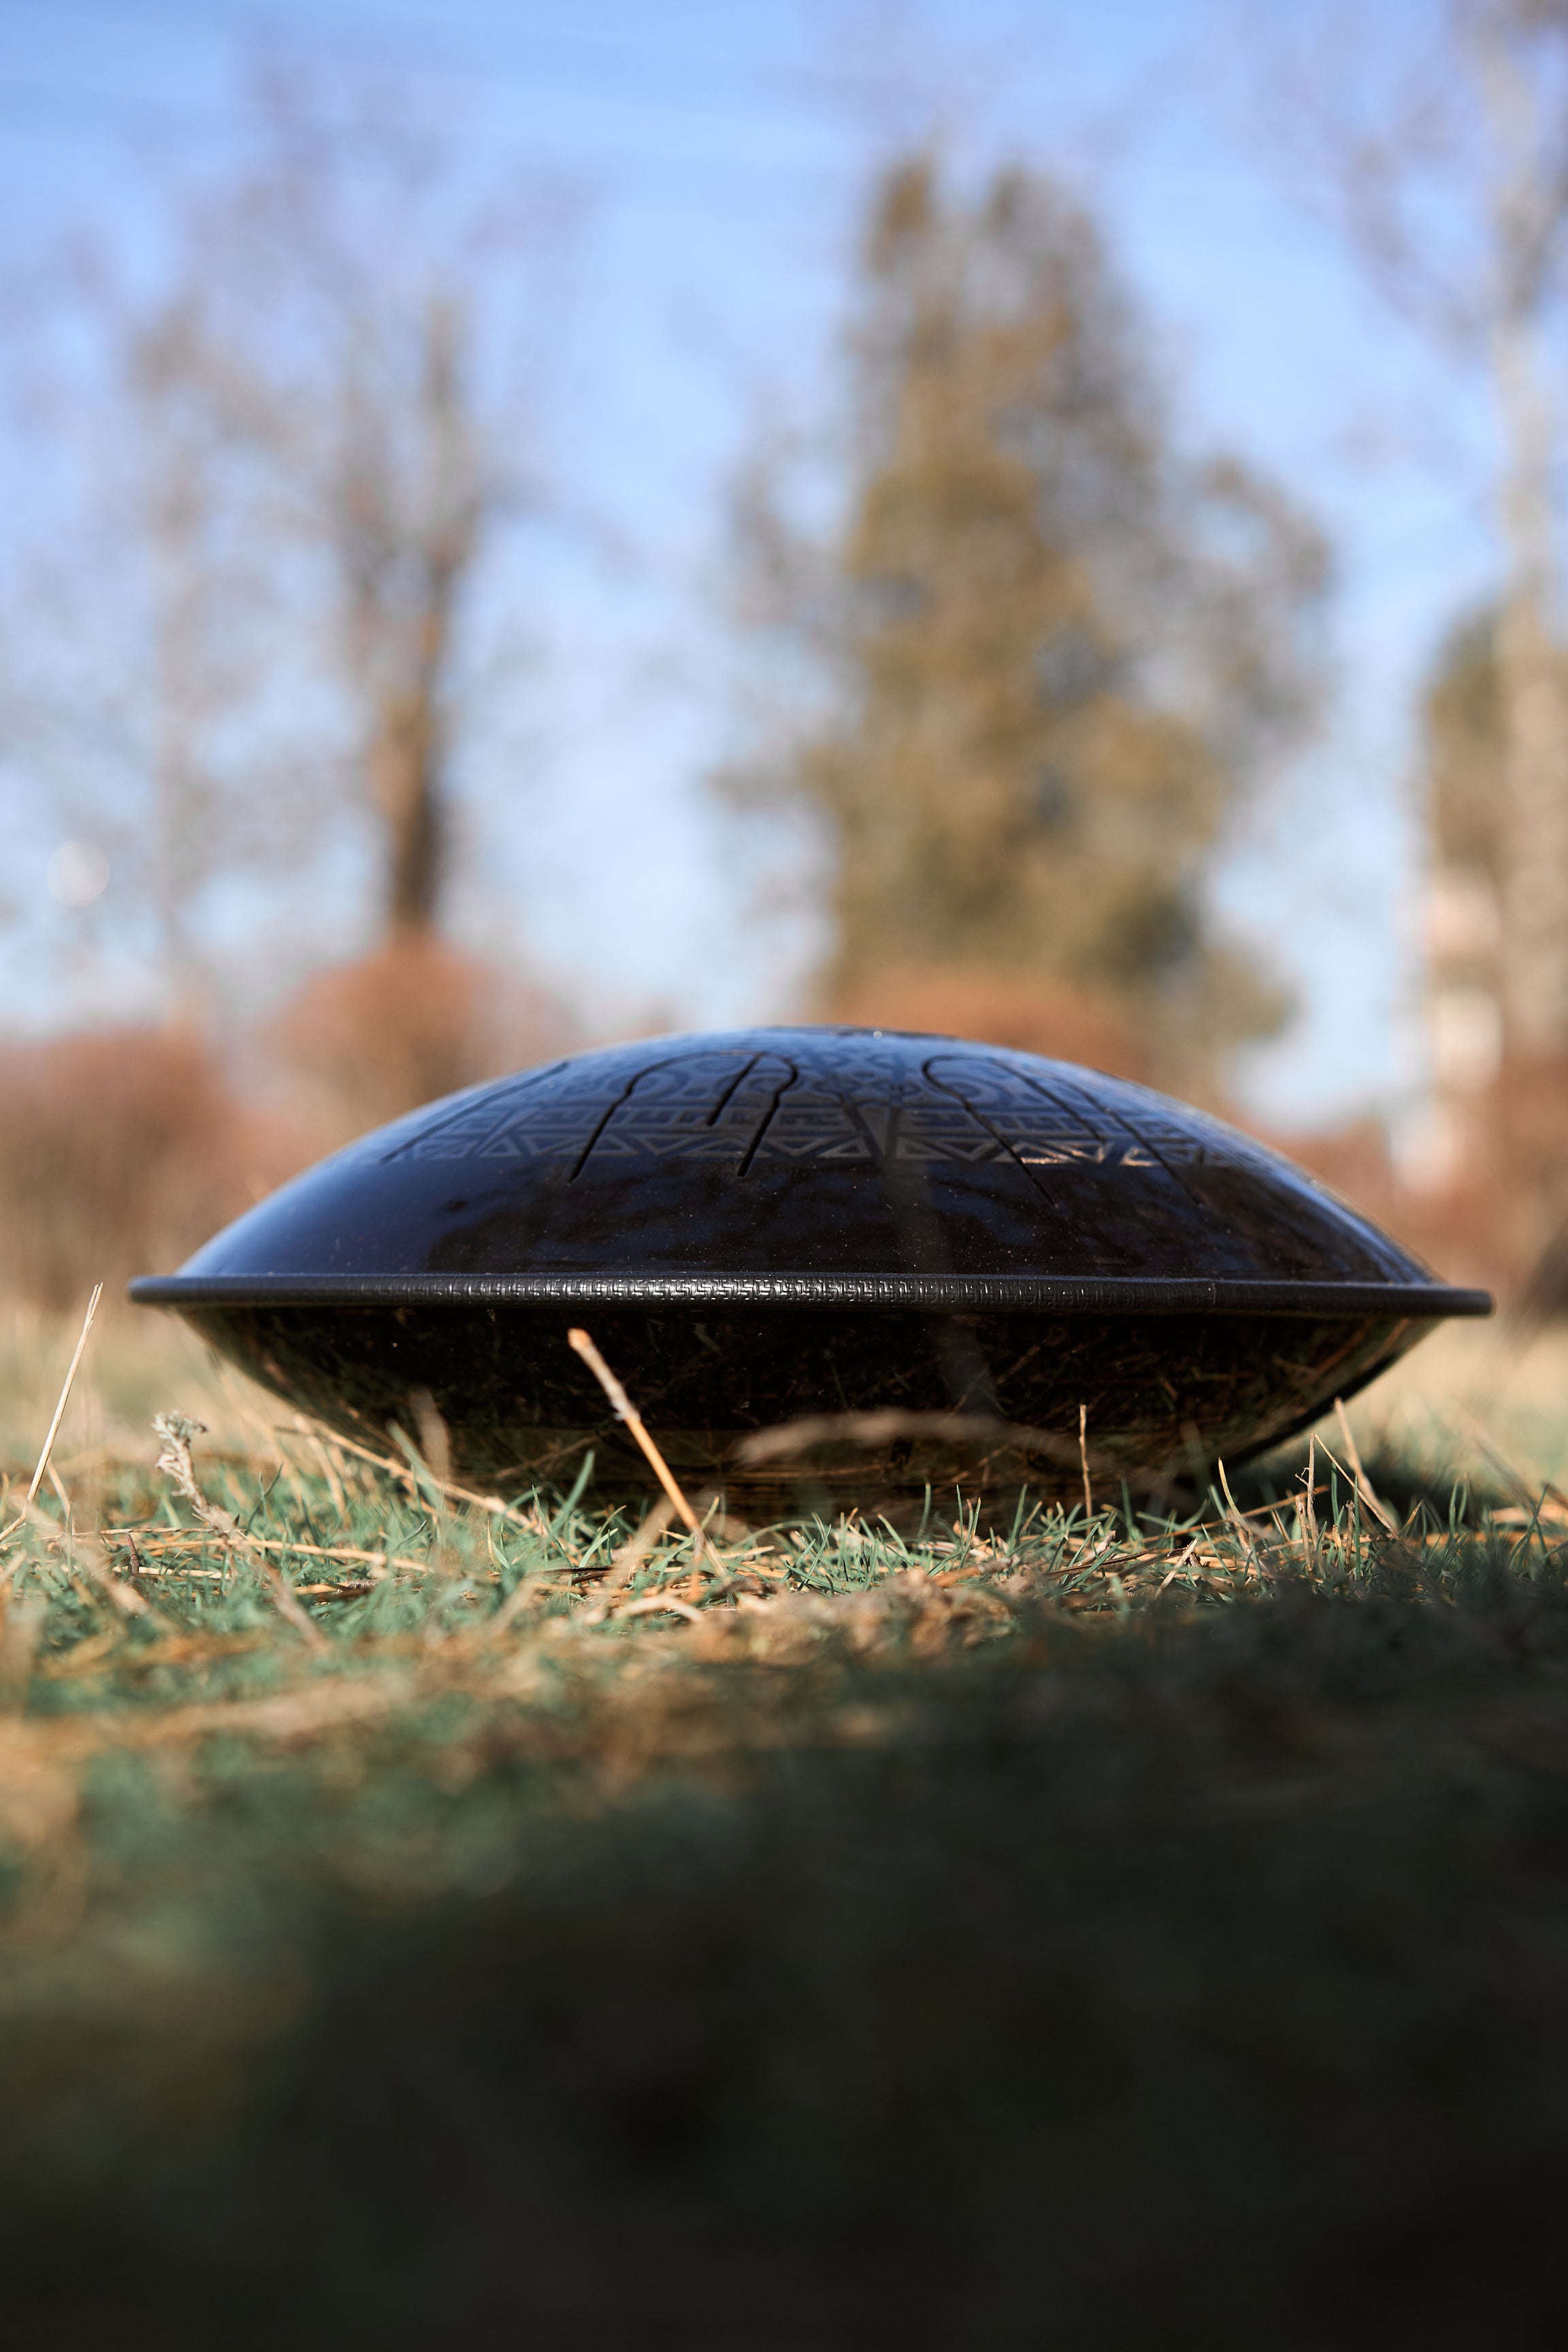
[1, 1309, 1567, 2347]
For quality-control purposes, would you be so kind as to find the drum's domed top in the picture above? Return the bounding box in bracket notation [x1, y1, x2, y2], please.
[131, 1027, 1490, 1318]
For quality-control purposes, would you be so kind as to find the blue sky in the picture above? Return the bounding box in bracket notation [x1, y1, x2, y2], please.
[0, 0, 1502, 1130]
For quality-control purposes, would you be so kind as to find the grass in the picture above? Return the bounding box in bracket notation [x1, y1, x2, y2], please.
[3, 1307, 1568, 2346]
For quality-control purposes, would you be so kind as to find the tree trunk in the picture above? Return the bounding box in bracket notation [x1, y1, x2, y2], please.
[350, 295, 474, 943]
[1491, 317, 1568, 1060]
[369, 688, 444, 935]
[1476, 10, 1568, 1289]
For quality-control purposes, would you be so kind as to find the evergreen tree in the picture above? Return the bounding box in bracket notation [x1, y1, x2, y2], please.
[722, 154, 1329, 1099]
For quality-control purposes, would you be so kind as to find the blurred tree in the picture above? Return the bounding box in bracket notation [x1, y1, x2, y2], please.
[0, 236, 289, 1019]
[135, 77, 553, 951]
[0, 74, 583, 1161]
[1416, 617, 1509, 1198]
[719, 153, 1328, 1100]
[1416, 614, 1568, 1298]
[1263, 0, 1568, 1260]
[124, 293, 275, 1015]
[11, 73, 560, 1015]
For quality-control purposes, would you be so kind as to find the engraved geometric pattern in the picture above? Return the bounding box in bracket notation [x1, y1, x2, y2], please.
[382, 1038, 1238, 1173]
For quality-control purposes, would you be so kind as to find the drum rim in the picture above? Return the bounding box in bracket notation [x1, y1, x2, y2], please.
[128, 1272, 1495, 1319]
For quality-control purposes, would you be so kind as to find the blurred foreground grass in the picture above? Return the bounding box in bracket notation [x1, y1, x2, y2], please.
[1, 1307, 1568, 2347]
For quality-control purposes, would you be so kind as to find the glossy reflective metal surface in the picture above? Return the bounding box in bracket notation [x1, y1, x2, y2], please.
[131, 1028, 1490, 1509]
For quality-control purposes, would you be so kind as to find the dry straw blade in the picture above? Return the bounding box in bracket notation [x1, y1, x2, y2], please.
[1331, 1398, 1398, 1534]
[567, 1327, 718, 1571]
[27, 1282, 102, 1509]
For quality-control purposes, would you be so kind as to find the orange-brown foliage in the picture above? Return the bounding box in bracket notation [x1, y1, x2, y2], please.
[1416, 1058, 1568, 1307]
[1279, 1102, 1537, 1305]
[267, 934, 582, 1140]
[0, 944, 584, 1311]
[0, 1028, 274, 1311]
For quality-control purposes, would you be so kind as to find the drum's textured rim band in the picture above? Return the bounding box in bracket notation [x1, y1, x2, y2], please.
[129, 1273, 1496, 1319]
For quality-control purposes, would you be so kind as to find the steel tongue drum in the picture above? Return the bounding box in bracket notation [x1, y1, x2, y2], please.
[131, 1027, 1490, 1514]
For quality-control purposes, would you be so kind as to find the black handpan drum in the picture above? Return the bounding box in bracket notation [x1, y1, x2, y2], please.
[131, 1028, 1490, 1516]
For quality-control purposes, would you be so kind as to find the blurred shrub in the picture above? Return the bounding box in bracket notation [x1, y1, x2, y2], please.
[267, 934, 582, 1139]
[0, 945, 583, 1312]
[1277, 1111, 1522, 1303]
[1282, 1064, 1568, 1311]
[0, 1027, 265, 1310]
